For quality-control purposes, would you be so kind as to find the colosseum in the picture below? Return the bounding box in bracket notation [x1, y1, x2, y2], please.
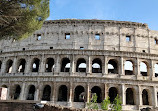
[0, 19, 158, 111]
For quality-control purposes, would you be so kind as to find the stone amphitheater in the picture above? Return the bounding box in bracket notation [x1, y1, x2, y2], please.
[1, 19, 158, 111]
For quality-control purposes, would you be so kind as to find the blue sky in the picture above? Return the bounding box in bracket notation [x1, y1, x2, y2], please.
[47, 0, 158, 30]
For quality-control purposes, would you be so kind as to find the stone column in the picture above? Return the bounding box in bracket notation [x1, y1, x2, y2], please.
[135, 58, 140, 78]
[51, 82, 56, 103]
[150, 60, 154, 78]
[19, 82, 26, 100]
[119, 57, 124, 76]
[1, 58, 6, 74]
[153, 86, 157, 107]
[35, 86, 40, 101]
[103, 56, 108, 76]
[70, 54, 75, 76]
[39, 54, 45, 75]
[54, 54, 60, 75]
[104, 83, 108, 99]
[68, 82, 73, 107]
[121, 84, 126, 105]
[12, 57, 18, 74]
[87, 56, 92, 75]
[25, 56, 32, 74]
[86, 83, 90, 103]
[138, 85, 142, 106]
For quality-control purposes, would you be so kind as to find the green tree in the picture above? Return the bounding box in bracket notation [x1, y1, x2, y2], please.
[111, 95, 122, 111]
[87, 93, 99, 110]
[0, 0, 49, 40]
[101, 97, 110, 110]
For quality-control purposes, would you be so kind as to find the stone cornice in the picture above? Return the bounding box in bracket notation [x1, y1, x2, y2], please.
[44, 19, 148, 29]
[1, 49, 158, 60]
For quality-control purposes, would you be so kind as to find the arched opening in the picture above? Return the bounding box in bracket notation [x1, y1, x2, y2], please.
[76, 58, 86, 72]
[92, 58, 102, 73]
[17, 59, 26, 73]
[6, 60, 13, 73]
[140, 62, 148, 76]
[58, 85, 67, 101]
[91, 86, 102, 103]
[1, 85, 8, 100]
[32, 58, 40, 72]
[154, 64, 158, 77]
[13, 85, 21, 100]
[61, 58, 70, 72]
[74, 86, 85, 102]
[108, 59, 118, 74]
[126, 88, 134, 105]
[124, 61, 134, 75]
[27, 85, 35, 100]
[109, 87, 118, 103]
[42, 85, 51, 101]
[142, 89, 149, 105]
[45, 58, 54, 72]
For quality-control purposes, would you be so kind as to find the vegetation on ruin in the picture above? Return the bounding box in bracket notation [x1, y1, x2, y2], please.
[0, 0, 49, 40]
[87, 94, 122, 111]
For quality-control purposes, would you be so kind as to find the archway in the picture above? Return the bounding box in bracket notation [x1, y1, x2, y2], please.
[140, 62, 148, 76]
[91, 86, 102, 103]
[6, 60, 13, 73]
[32, 58, 40, 72]
[126, 88, 134, 105]
[13, 85, 21, 100]
[45, 58, 54, 72]
[58, 85, 67, 101]
[109, 87, 118, 103]
[124, 61, 134, 75]
[27, 85, 35, 100]
[74, 85, 85, 102]
[17, 59, 26, 73]
[108, 59, 118, 74]
[92, 58, 102, 73]
[76, 58, 86, 72]
[61, 58, 70, 72]
[142, 89, 149, 105]
[42, 85, 51, 101]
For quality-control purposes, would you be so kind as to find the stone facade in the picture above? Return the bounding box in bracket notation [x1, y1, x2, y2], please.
[0, 19, 158, 111]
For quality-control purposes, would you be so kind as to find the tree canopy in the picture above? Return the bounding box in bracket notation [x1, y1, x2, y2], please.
[0, 0, 49, 40]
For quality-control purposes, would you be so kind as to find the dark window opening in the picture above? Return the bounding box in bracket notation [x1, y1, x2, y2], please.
[37, 34, 41, 40]
[61, 58, 70, 72]
[58, 85, 67, 101]
[108, 59, 118, 74]
[80, 47, 84, 50]
[91, 86, 102, 103]
[74, 86, 85, 102]
[155, 64, 158, 77]
[126, 88, 134, 105]
[42, 85, 51, 101]
[22, 48, 25, 51]
[92, 58, 102, 73]
[32, 58, 40, 72]
[14, 85, 21, 100]
[6, 60, 13, 73]
[140, 62, 148, 76]
[65, 33, 70, 39]
[50, 47, 53, 49]
[142, 89, 149, 105]
[76, 58, 86, 72]
[126, 36, 131, 42]
[155, 39, 158, 44]
[95, 34, 100, 40]
[18, 59, 26, 73]
[125, 61, 134, 75]
[27, 85, 35, 100]
[142, 50, 146, 53]
[45, 58, 54, 72]
[109, 87, 118, 103]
